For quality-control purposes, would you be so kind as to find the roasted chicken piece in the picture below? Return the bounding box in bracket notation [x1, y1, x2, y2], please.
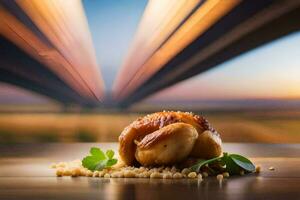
[135, 123, 198, 166]
[118, 111, 222, 166]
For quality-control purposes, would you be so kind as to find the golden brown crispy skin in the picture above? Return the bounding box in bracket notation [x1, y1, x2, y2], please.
[118, 111, 222, 166]
[135, 123, 198, 166]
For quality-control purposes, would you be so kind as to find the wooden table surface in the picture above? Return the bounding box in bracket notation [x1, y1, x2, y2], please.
[0, 143, 299, 200]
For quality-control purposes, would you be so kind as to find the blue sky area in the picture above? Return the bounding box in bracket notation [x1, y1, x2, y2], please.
[83, 0, 147, 91]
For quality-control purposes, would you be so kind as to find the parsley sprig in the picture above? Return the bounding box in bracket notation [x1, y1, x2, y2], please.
[82, 147, 118, 171]
[190, 152, 255, 175]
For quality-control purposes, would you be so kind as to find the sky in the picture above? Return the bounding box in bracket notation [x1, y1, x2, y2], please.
[144, 31, 300, 103]
[82, 0, 147, 92]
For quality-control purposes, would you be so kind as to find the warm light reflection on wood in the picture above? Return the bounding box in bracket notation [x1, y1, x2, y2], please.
[115, 0, 240, 100]
[113, 0, 200, 98]
[16, 0, 105, 100]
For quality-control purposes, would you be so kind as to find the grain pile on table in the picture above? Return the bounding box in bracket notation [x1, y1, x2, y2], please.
[51, 160, 205, 179]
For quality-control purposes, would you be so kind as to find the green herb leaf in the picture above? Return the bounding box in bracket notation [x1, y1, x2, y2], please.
[82, 147, 118, 171]
[229, 154, 255, 172]
[222, 153, 241, 175]
[106, 150, 114, 159]
[190, 157, 221, 172]
[190, 152, 255, 175]
[90, 147, 105, 159]
[106, 159, 118, 166]
[95, 161, 107, 171]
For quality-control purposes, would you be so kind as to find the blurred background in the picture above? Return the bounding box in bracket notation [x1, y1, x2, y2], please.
[0, 0, 300, 144]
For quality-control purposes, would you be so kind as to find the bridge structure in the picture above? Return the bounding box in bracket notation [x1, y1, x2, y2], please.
[0, 0, 299, 108]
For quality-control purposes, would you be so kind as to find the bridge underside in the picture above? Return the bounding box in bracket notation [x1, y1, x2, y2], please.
[0, 0, 299, 108]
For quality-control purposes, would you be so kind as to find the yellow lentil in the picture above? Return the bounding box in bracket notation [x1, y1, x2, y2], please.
[150, 172, 162, 178]
[104, 173, 110, 178]
[256, 165, 261, 173]
[86, 170, 93, 177]
[197, 174, 203, 180]
[173, 172, 183, 179]
[56, 168, 63, 177]
[92, 171, 99, 177]
[124, 170, 135, 178]
[187, 172, 197, 178]
[202, 172, 208, 177]
[223, 172, 230, 178]
[269, 166, 275, 171]
[181, 168, 191, 175]
[163, 173, 172, 179]
[216, 174, 223, 181]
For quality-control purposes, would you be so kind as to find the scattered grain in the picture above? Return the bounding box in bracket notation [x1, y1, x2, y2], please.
[92, 171, 99, 177]
[53, 159, 257, 179]
[86, 170, 93, 177]
[99, 171, 105, 177]
[63, 169, 72, 176]
[157, 166, 164, 172]
[197, 174, 202, 179]
[72, 168, 81, 177]
[57, 162, 67, 168]
[56, 168, 63, 176]
[141, 171, 151, 178]
[124, 170, 135, 178]
[163, 173, 172, 179]
[181, 168, 191, 175]
[150, 172, 162, 178]
[216, 174, 223, 181]
[111, 172, 121, 178]
[164, 167, 171, 171]
[173, 172, 183, 179]
[104, 173, 111, 178]
[256, 165, 261, 173]
[171, 166, 178, 173]
[187, 172, 197, 178]
[240, 170, 245, 176]
[139, 167, 146, 172]
[202, 172, 208, 177]
[50, 163, 57, 169]
[222, 172, 230, 178]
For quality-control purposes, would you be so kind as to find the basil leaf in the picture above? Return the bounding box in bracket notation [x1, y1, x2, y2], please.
[229, 154, 255, 172]
[222, 154, 241, 175]
[190, 157, 221, 172]
[189, 152, 256, 175]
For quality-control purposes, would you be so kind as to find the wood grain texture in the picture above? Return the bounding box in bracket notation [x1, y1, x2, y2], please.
[0, 143, 299, 200]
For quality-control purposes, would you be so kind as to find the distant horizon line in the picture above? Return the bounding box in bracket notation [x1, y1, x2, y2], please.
[144, 97, 300, 103]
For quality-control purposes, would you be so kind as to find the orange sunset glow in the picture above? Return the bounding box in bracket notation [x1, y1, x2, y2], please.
[144, 31, 300, 103]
